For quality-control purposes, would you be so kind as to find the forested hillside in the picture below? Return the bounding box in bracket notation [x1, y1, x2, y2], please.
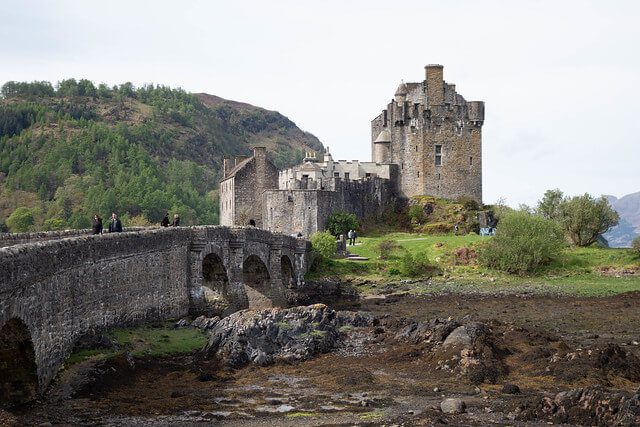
[0, 80, 323, 231]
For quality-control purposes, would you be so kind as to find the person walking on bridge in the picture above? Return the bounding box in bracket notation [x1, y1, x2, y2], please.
[161, 212, 170, 227]
[171, 214, 180, 227]
[92, 214, 103, 235]
[108, 212, 122, 233]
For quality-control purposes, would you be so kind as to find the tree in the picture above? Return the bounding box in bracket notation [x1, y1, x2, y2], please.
[478, 211, 565, 275]
[536, 189, 565, 220]
[325, 209, 358, 236]
[310, 231, 336, 259]
[632, 235, 640, 258]
[6, 207, 35, 232]
[558, 194, 619, 247]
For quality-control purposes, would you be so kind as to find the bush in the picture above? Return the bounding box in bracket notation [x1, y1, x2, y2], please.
[399, 251, 433, 277]
[43, 218, 65, 231]
[6, 207, 35, 232]
[408, 205, 425, 224]
[456, 196, 480, 211]
[310, 231, 336, 259]
[376, 239, 402, 260]
[0, 220, 8, 233]
[478, 211, 565, 275]
[632, 235, 640, 258]
[325, 210, 358, 237]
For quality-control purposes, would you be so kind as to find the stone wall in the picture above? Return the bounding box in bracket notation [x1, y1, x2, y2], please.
[0, 227, 153, 248]
[263, 176, 398, 237]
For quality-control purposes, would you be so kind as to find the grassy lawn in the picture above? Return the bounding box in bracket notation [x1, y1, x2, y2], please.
[307, 233, 640, 296]
[64, 322, 209, 366]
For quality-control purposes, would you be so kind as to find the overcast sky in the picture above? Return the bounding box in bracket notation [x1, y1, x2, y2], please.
[1, 0, 639, 206]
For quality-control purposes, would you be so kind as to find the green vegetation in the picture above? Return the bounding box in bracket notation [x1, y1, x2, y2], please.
[6, 206, 34, 232]
[559, 193, 619, 247]
[375, 238, 402, 260]
[478, 211, 565, 274]
[63, 322, 209, 366]
[633, 235, 640, 258]
[0, 79, 321, 231]
[310, 230, 337, 259]
[325, 209, 358, 237]
[305, 231, 639, 296]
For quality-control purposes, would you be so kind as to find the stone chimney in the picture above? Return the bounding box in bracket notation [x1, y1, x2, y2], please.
[223, 155, 231, 178]
[425, 64, 444, 106]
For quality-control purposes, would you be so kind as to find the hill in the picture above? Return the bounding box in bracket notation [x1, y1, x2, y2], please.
[603, 192, 640, 247]
[0, 80, 323, 231]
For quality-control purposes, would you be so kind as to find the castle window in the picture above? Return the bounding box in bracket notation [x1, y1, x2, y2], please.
[469, 156, 473, 166]
[415, 145, 418, 152]
[417, 171, 420, 177]
[435, 145, 442, 166]
[334, 172, 339, 178]
[344, 172, 350, 180]
[437, 173, 440, 180]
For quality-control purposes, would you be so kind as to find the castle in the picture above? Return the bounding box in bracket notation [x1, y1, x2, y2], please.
[220, 65, 484, 237]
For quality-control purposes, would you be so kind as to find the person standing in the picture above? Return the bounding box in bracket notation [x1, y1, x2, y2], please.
[347, 229, 354, 246]
[161, 212, 170, 227]
[108, 212, 122, 233]
[352, 229, 358, 245]
[171, 214, 180, 227]
[92, 214, 103, 235]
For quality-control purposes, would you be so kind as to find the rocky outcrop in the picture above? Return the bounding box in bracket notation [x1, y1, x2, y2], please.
[528, 386, 640, 425]
[201, 304, 375, 368]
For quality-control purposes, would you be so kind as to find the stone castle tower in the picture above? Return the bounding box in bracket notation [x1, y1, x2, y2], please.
[371, 65, 484, 202]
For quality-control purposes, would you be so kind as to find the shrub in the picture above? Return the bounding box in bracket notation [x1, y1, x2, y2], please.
[632, 235, 640, 258]
[421, 222, 453, 234]
[310, 231, 336, 259]
[456, 196, 480, 211]
[43, 218, 66, 231]
[325, 210, 358, 237]
[376, 239, 402, 260]
[558, 194, 619, 247]
[6, 207, 35, 232]
[399, 251, 433, 277]
[478, 211, 565, 275]
[408, 205, 425, 224]
[0, 220, 8, 233]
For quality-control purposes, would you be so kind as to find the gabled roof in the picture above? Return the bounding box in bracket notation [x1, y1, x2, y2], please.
[224, 157, 253, 180]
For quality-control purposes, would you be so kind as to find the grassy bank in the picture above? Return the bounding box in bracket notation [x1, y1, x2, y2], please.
[307, 233, 640, 296]
[65, 322, 208, 366]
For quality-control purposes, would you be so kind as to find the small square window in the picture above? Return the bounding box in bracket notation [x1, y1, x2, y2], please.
[435, 145, 442, 155]
[345, 172, 350, 180]
[334, 172, 339, 177]
[435, 155, 442, 166]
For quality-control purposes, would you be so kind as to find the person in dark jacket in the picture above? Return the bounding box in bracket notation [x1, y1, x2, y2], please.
[92, 215, 103, 235]
[161, 213, 170, 227]
[108, 212, 122, 233]
[171, 214, 180, 227]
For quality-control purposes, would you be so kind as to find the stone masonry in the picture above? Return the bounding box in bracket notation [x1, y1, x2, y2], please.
[0, 226, 310, 404]
[220, 64, 484, 237]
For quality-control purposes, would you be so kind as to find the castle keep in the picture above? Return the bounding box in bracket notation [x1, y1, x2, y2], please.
[220, 65, 484, 236]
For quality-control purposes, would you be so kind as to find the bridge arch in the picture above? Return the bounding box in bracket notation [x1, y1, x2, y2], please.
[0, 318, 38, 407]
[200, 253, 230, 316]
[281, 255, 295, 289]
[242, 254, 273, 310]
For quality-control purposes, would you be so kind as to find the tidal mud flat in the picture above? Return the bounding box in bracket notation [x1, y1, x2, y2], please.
[5, 289, 640, 426]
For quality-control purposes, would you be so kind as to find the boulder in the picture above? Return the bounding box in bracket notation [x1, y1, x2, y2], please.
[440, 398, 466, 413]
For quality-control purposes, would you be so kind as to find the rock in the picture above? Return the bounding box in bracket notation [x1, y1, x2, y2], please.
[433, 387, 440, 393]
[526, 386, 640, 425]
[175, 318, 190, 328]
[440, 398, 466, 413]
[201, 304, 371, 368]
[442, 322, 486, 348]
[502, 384, 520, 394]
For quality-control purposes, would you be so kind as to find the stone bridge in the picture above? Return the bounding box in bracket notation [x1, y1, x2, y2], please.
[0, 226, 311, 406]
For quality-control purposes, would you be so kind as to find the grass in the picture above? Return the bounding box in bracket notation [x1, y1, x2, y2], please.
[306, 232, 640, 296]
[64, 322, 210, 366]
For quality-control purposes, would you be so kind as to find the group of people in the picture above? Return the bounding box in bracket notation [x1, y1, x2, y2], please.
[160, 213, 180, 228]
[91, 212, 180, 235]
[91, 212, 123, 235]
[347, 229, 358, 246]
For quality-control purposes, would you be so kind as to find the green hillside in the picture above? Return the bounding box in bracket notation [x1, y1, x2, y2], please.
[0, 80, 323, 231]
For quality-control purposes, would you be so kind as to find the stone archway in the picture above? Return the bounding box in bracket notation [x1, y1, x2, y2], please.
[281, 255, 296, 289]
[242, 254, 272, 310]
[0, 318, 38, 407]
[198, 253, 230, 317]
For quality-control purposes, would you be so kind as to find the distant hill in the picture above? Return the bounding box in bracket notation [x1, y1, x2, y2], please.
[0, 80, 323, 231]
[603, 192, 640, 247]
